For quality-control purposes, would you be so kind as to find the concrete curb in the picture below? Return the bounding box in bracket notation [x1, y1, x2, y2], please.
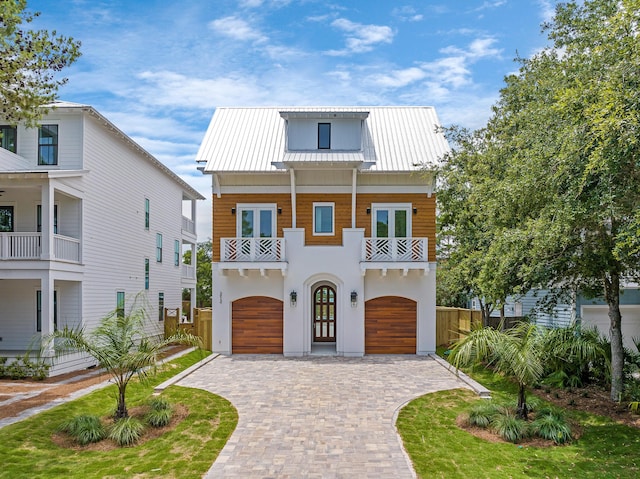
[154, 352, 220, 394]
[429, 353, 491, 398]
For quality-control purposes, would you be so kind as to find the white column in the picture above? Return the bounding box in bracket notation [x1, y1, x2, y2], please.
[40, 182, 54, 260]
[289, 168, 296, 228]
[40, 273, 55, 356]
[351, 168, 357, 228]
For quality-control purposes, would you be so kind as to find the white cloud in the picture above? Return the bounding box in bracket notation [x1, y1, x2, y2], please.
[471, 1, 507, 13]
[239, 0, 264, 7]
[392, 6, 423, 22]
[537, 0, 556, 23]
[208, 16, 268, 43]
[371, 67, 426, 88]
[325, 18, 394, 56]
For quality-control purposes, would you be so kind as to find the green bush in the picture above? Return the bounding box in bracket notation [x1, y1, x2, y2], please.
[149, 396, 171, 411]
[58, 415, 106, 445]
[146, 396, 173, 427]
[530, 408, 572, 444]
[491, 410, 529, 443]
[467, 400, 500, 428]
[0, 354, 50, 380]
[108, 417, 144, 446]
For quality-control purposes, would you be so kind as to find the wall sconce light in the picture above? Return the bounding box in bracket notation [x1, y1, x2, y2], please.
[413, 208, 418, 215]
[350, 291, 358, 307]
[366, 208, 371, 215]
[231, 208, 236, 215]
[278, 208, 283, 215]
[290, 290, 297, 307]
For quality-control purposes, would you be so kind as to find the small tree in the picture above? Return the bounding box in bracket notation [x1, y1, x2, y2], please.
[45, 294, 200, 419]
[449, 322, 603, 419]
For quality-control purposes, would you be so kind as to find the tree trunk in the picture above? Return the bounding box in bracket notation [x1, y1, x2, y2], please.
[115, 383, 129, 419]
[516, 383, 528, 420]
[604, 271, 624, 402]
[479, 299, 492, 328]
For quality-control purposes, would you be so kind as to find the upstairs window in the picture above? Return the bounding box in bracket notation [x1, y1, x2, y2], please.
[37, 204, 58, 234]
[145, 258, 150, 289]
[156, 233, 163, 262]
[313, 202, 334, 235]
[38, 125, 58, 165]
[318, 123, 331, 149]
[0, 206, 14, 232]
[144, 198, 150, 230]
[0, 125, 17, 153]
[174, 240, 180, 266]
[158, 292, 164, 321]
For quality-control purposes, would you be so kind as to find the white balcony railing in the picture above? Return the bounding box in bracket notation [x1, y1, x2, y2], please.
[182, 216, 195, 235]
[0, 232, 81, 263]
[54, 234, 81, 262]
[182, 264, 196, 279]
[361, 237, 428, 262]
[221, 238, 285, 262]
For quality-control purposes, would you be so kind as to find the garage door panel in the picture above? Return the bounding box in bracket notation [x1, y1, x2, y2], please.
[582, 305, 640, 352]
[232, 296, 283, 354]
[365, 296, 416, 354]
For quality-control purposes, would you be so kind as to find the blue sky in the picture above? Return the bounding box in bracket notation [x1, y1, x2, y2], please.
[28, 0, 557, 239]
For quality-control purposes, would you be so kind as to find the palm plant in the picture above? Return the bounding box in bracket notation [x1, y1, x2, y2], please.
[449, 321, 604, 420]
[44, 294, 200, 420]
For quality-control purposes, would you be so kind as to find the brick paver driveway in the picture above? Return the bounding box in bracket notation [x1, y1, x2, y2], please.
[177, 354, 473, 479]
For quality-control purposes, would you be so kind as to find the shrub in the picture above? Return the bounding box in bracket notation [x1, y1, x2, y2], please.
[0, 355, 49, 380]
[149, 396, 171, 411]
[59, 415, 106, 445]
[530, 407, 572, 444]
[146, 396, 173, 427]
[467, 400, 500, 428]
[108, 417, 144, 446]
[491, 410, 528, 443]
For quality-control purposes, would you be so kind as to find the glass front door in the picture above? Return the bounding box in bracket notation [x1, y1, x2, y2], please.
[313, 285, 336, 342]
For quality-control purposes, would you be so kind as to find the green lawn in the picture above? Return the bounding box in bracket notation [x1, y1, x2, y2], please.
[397, 365, 640, 479]
[0, 350, 238, 479]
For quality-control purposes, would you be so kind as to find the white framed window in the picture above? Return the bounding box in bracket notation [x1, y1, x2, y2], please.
[313, 202, 334, 236]
[236, 204, 277, 238]
[371, 203, 412, 238]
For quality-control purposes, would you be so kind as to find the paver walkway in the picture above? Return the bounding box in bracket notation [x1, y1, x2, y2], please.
[177, 354, 475, 479]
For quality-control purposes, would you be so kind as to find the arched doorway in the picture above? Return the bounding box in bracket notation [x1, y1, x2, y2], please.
[312, 284, 336, 343]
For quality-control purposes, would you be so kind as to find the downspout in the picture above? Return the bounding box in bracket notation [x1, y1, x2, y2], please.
[351, 168, 357, 228]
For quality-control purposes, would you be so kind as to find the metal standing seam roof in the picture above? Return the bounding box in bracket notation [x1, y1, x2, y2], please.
[197, 106, 449, 173]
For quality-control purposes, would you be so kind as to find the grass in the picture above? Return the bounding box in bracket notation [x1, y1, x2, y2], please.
[397, 364, 640, 479]
[0, 350, 238, 479]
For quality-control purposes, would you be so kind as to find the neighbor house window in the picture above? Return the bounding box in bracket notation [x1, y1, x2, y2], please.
[37, 204, 58, 234]
[144, 198, 150, 230]
[318, 123, 331, 149]
[174, 240, 180, 266]
[37, 290, 58, 332]
[313, 202, 334, 235]
[0, 205, 14, 232]
[38, 125, 58, 165]
[144, 258, 150, 290]
[0, 125, 17, 153]
[156, 233, 163, 262]
[158, 292, 164, 321]
[116, 291, 125, 318]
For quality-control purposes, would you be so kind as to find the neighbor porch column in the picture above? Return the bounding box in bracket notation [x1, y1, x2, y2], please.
[40, 182, 54, 260]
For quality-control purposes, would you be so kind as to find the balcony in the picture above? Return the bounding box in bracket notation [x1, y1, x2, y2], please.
[182, 216, 195, 235]
[219, 237, 287, 276]
[0, 233, 81, 263]
[181, 263, 196, 280]
[361, 237, 429, 275]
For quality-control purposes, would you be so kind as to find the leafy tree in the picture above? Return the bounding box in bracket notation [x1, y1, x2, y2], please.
[449, 322, 604, 419]
[45, 294, 200, 419]
[1, 0, 81, 125]
[484, 0, 640, 401]
[183, 240, 212, 308]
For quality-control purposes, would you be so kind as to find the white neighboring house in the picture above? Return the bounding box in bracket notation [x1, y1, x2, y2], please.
[197, 106, 448, 356]
[0, 101, 204, 375]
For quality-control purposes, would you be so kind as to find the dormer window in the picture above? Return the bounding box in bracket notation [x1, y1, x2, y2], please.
[318, 123, 331, 149]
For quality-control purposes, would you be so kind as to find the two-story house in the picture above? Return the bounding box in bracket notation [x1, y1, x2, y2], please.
[197, 106, 449, 356]
[0, 101, 204, 375]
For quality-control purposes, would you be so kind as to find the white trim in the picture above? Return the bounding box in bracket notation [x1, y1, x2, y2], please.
[312, 202, 335, 236]
[290, 169, 296, 229]
[219, 185, 432, 194]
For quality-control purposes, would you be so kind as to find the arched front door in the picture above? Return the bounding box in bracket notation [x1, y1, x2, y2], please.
[313, 285, 336, 342]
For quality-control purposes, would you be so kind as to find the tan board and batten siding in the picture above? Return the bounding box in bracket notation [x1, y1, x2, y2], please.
[232, 296, 283, 353]
[365, 297, 417, 354]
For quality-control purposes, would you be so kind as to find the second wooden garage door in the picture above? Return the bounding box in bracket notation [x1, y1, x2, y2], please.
[232, 296, 283, 354]
[365, 296, 417, 354]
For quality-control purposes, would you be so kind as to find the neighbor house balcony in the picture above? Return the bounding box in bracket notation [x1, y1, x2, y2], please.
[360, 237, 429, 276]
[181, 263, 196, 280]
[218, 237, 287, 276]
[182, 215, 196, 236]
[0, 232, 81, 263]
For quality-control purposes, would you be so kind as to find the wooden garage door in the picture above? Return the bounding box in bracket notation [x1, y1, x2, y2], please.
[232, 296, 283, 354]
[365, 296, 416, 354]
